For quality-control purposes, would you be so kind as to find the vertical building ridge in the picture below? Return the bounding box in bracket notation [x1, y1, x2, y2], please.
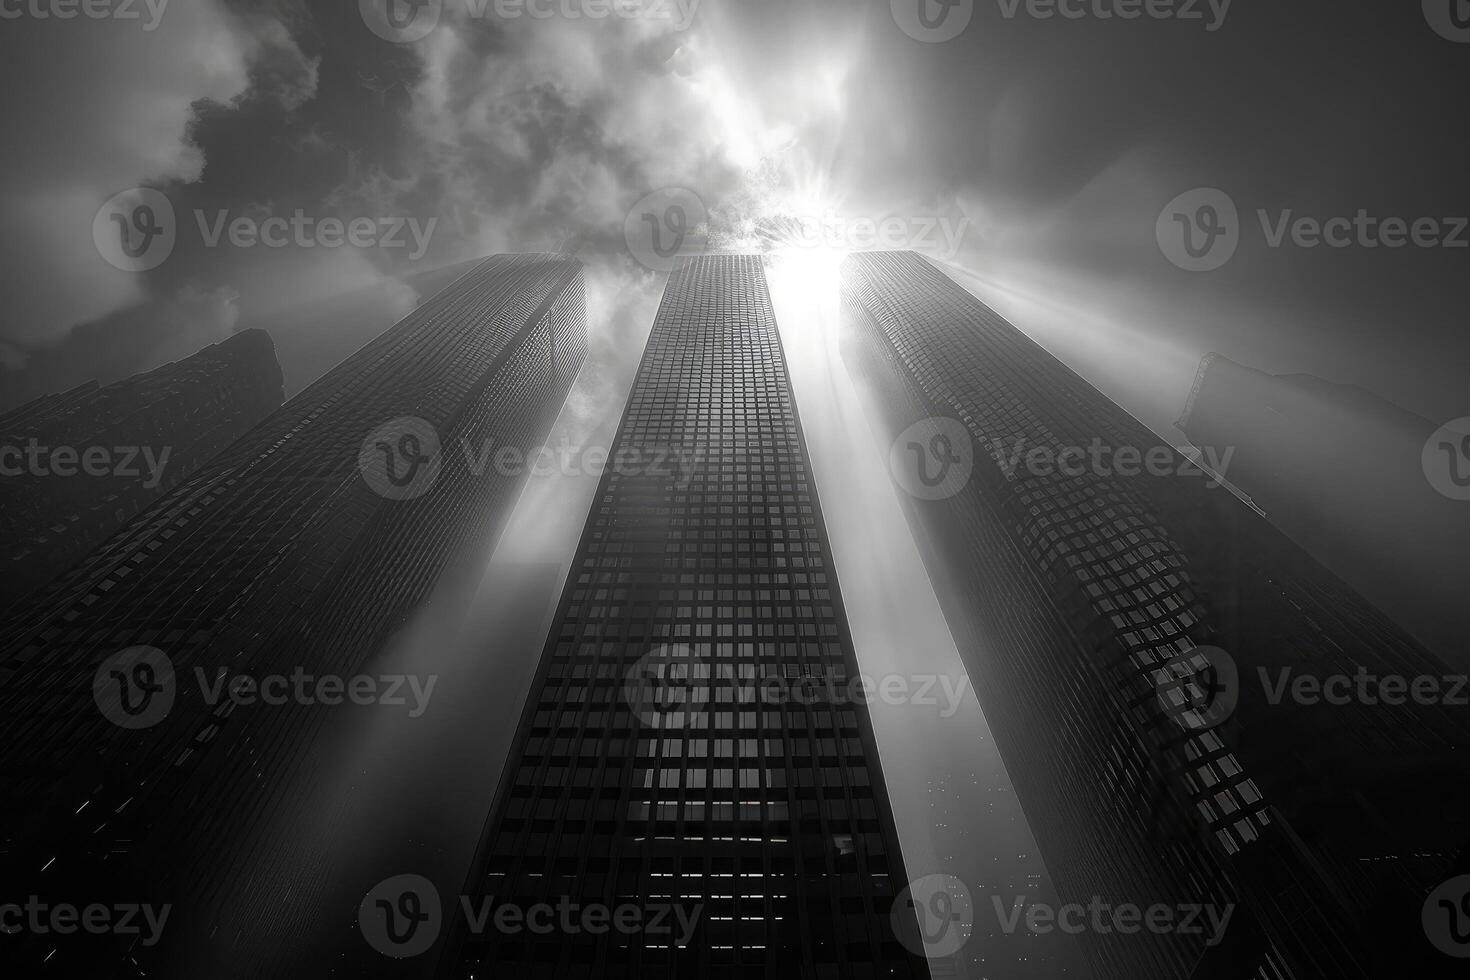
[439, 254, 932, 978]
[840, 249, 1470, 980]
[0, 330, 285, 609]
[0, 254, 588, 977]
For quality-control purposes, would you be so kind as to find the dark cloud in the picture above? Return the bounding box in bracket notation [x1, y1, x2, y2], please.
[3, 0, 1464, 463]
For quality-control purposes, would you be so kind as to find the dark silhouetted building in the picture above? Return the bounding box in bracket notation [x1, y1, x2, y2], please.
[0, 254, 588, 977]
[440, 255, 931, 978]
[841, 251, 1470, 980]
[0, 330, 283, 608]
[1176, 353, 1470, 670]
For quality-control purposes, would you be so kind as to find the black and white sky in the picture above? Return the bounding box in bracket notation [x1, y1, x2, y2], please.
[3, 4, 1465, 976]
[2, 0, 1466, 435]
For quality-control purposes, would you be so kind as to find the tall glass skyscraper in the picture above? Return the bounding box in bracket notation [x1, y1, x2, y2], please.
[1176, 352, 1470, 670]
[0, 254, 587, 976]
[0, 328, 283, 609]
[840, 250, 1470, 980]
[441, 255, 931, 979]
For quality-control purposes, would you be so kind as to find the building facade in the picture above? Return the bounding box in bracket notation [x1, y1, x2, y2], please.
[0, 254, 588, 976]
[840, 250, 1470, 980]
[0, 329, 284, 608]
[1176, 353, 1470, 671]
[440, 255, 932, 979]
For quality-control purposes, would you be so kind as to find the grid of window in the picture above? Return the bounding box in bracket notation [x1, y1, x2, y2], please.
[450, 255, 929, 979]
[0, 329, 283, 604]
[0, 254, 588, 975]
[841, 250, 1470, 980]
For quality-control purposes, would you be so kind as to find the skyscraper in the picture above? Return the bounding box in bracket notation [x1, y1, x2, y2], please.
[0, 329, 283, 609]
[1176, 353, 1470, 670]
[0, 254, 587, 976]
[438, 255, 931, 978]
[840, 251, 1470, 980]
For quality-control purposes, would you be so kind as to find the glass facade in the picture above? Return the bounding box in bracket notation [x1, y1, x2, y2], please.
[0, 254, 588, 976]
[841, 250, 1470, 980]
[445, 255, 931, 979]
[0, 329, 283, 608]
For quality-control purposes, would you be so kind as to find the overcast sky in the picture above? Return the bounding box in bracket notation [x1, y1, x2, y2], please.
[3, 0, 1466, 434]
[1, 5, 1464, 973]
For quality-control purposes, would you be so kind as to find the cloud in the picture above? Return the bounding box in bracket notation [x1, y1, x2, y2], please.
[0, 0, 320, 352]
[232, 9, 322, 113]
[327, 10, 760, 273]
[0, 2, 252, 347]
